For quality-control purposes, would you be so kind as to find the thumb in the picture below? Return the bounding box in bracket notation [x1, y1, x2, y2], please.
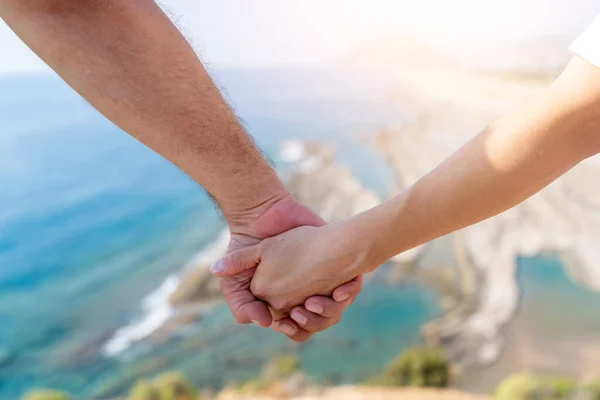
[210, 245, 261, 277]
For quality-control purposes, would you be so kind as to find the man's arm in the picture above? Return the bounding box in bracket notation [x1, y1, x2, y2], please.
[212, 56, 600, 316]
[0, 0, 361, 338]
[1, 0, 284, 225]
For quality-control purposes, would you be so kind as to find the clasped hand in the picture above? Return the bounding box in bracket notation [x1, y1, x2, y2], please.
[212, 222, 371, 339]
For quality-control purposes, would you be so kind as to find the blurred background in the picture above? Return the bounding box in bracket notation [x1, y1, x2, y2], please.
[2, 1, 600, 399]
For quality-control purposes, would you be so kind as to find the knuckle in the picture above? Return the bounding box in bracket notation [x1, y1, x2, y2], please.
[251, 281, 269, 299]
[271, 298, 290, 312]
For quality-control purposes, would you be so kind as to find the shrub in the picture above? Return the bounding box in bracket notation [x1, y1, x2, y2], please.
[128, 379, 159, 400]
[21, 390, 71, 400]
[494, 374, 539, 400]
[379, 347, 450, 388]
[586, 380, 600, 400]
[261, 354, 301, 381]
[237, 354, 302, 395]
[153, 371, 197, 400]
[549, 376, 577, 398]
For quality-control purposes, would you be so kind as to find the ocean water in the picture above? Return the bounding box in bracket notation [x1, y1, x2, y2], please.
[517, 255, 600, 337]
[0, 69, 442, 399]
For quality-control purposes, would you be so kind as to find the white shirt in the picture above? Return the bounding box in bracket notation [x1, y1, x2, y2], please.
[571, 15, 600, 68]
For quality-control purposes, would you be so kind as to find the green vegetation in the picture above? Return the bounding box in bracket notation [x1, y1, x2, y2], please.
[552, 377, 578, 398]
[261, 354, 301, 381]
[237, 353, 303, 395]
[126, 372, 198, 400]
[20, 390, 71, 400]
[368, 347, 450, 388]
[494, 374, 577, 400]
[237, 377, 272, 394]
[28, 353, 600, 400]
[128, 379, 160, 400]
[153, 371, 197, 400]
[586, 380, 600, 400]
[21, 371, 200, 400]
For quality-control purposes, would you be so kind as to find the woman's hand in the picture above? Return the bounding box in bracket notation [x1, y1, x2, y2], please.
[211, 222, 375, 320]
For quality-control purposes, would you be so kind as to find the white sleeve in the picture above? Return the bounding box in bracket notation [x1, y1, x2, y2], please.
[570, 15, 600, 68]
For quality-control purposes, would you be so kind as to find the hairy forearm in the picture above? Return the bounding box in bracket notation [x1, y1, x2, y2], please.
[351, 56, 600, 270]
[0, 0, 287, 227]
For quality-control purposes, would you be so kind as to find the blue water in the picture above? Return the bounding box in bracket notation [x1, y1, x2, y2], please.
[0, 69, 438, 399]
[517, 255, 600, 336]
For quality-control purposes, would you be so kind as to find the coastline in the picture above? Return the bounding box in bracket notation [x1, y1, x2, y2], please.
[95, 46, 600, 395]
[101, 140, 387, 357]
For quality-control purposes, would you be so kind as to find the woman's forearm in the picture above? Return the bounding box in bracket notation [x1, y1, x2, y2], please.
[354, 56, 600, 271]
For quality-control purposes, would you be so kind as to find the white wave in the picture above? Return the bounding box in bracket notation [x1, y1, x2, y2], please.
[102, 275, 179, 356]
[103, 230, 230, 357]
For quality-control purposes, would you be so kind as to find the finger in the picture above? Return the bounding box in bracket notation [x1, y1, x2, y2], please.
[303, 295, 353, 319]
[275, 318, 313, 343]
[289, 306, 332, 333]
[210, 245, 261, 277]
[219, 270, 272, 328]
[269, 307, 290, 321]
[332, 274, 363, 302]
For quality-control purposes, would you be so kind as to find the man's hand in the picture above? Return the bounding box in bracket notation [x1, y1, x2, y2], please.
[219, 195, 363, 342]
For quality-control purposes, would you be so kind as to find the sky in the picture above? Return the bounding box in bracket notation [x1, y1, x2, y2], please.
[1, 0, 599, 75]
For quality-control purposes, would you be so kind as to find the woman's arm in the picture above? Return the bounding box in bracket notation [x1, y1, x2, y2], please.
[357, 55, 600, 269]
[211, 56, 600, 315]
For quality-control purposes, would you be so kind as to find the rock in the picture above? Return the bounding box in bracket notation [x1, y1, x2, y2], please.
[146, 309, 203, 344]
[285, 142, 381, 223]
[168, 267, 222, 307]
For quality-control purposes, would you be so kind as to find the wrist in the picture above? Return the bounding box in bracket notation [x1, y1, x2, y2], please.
[331, 215, 387, 276]
[225, 189, 326, 241]
[346, 193, 413, 274]
[224, 186, 290, 238]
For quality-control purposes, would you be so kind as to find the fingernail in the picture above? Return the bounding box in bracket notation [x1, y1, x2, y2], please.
[251, 320, 261, 327]
[305, 303, 324, 314]
[210, 259, 225, 274]
[280, 322, 297, 336]
[335, 293, 350, 302]
[291, 309, 308, 326]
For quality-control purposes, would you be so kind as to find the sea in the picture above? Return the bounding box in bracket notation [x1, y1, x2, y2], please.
[0, 69, 441, 399]
[3, 68, 600, 400]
